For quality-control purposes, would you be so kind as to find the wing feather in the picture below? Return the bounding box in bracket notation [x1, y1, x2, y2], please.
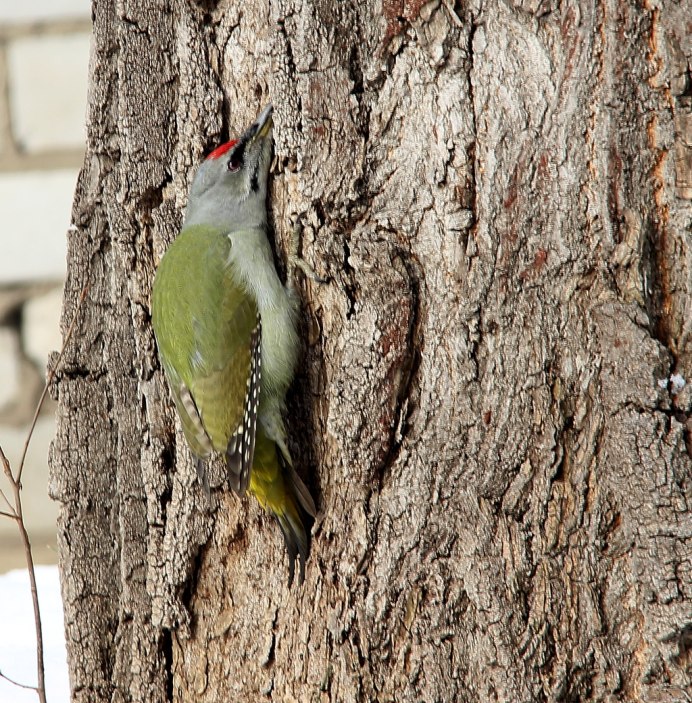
[226, 317, 261, 495]
[151, 225, 261, 490]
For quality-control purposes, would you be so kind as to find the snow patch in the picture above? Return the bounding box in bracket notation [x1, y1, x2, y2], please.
[670, 373, 686, 395]
[0, 566, 69, 703]
[657, 373, 687, 395]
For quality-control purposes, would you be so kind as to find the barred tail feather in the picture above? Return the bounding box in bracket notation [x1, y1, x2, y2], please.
[288, 465, 317, 518]
[249, 427, 316, 585]
[275, 494, 310, 586]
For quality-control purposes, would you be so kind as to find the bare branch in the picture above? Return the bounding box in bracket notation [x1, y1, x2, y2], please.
[13, 488, 46, 703]
[0, 444, 11, 474]
[0, 283, 89, 703]
[0, 669, 39, 691]
[0, 448, 16, 513]
[0, 486, 15, 515]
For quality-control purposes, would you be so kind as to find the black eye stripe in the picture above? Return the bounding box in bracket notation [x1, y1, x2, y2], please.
[228, 140, 246, 171]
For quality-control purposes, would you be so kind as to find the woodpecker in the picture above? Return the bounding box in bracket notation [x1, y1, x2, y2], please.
[151, 105, 316, 584]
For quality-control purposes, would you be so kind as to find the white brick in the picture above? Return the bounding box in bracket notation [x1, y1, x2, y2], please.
[0, 416, 59, 539]
[0, 169, 75, 283]
[7, 33, 90, 152]
[22, 287, 63, 370]
[0, 1, 90, 25]
[0, 327, 21, 410]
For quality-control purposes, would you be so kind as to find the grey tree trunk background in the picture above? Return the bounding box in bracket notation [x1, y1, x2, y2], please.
[50, 0, 690, 701]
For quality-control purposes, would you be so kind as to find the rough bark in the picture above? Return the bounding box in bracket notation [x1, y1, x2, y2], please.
[51, 0, 691, 701]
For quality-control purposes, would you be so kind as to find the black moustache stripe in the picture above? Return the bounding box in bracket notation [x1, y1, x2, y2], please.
[231, 138, 247, 165]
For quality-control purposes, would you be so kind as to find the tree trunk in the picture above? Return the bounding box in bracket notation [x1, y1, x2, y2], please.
[52, 0, 691, 701]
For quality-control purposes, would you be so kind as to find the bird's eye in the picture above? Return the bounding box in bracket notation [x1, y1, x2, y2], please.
[228, 154, 242, 173]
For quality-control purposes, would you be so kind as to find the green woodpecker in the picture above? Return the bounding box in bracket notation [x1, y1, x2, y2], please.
[151, 105, 316, 584]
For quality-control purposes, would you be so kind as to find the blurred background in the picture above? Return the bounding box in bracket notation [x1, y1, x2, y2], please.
[0, 1, 90, 573]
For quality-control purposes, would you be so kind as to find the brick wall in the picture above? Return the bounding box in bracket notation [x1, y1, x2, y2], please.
[0, 2, 90, 571]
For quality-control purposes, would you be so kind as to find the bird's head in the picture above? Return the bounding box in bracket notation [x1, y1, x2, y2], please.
[185, 104, 274, 230]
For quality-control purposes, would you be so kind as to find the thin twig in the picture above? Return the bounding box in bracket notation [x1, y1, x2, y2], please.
[0, 509, 17, 520]
[0, 283, 89, 703]
[0, 446, 14, 492]
[0, 485, 15, 514]
[0, 669, 39, 691]
[17, 285, 89, 484]
[14, 486, 45, 703]
[0, 444, 46, 703]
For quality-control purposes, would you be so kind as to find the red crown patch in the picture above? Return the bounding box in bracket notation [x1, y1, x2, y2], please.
[206, 139, 238, 160]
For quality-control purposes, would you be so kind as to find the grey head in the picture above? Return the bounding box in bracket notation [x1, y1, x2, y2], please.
[184, 104, 274, 231]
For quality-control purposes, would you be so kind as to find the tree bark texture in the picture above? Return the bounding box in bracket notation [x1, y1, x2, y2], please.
[51, 0, 691, 701]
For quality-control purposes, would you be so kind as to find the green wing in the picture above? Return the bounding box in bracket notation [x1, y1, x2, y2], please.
[151, 224, 260, 494]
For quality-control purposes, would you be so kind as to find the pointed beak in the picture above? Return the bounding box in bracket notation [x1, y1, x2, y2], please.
[251, 104, 273, 142]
